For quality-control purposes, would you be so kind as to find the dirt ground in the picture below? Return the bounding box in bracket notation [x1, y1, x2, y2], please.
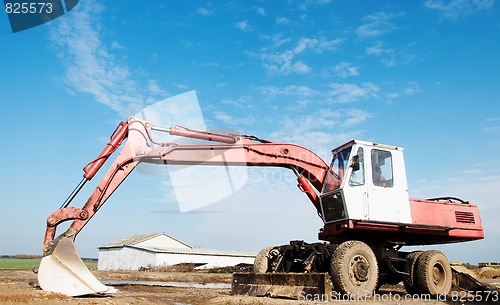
[1, 269, 499, 305]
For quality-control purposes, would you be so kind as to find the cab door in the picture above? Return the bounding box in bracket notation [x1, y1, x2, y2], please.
[366, 147, 411, 223]
[341, 146, 370, 220]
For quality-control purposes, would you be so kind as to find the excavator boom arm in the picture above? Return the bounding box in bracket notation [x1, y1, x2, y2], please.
[43, 117, 328, 254]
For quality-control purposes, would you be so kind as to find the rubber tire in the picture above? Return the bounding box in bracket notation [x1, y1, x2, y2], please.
[330, 240, 378, 298]
[253, 246, 275, 273]
[414, 250, 452, 296]
[402, 251, 423, 294]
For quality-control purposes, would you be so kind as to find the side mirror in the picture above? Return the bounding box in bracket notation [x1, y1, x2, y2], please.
[351, 155, 360, 171]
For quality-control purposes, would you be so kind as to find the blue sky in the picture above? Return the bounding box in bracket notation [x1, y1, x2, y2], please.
[0, 1, 499, 264]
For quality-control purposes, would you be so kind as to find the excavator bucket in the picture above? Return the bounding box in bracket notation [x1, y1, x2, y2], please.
[231, 272, 332, 299]
[38, 237, 115, 296]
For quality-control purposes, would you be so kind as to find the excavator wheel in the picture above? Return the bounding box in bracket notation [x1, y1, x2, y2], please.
[253, 246, 276, 273]
[330, 240, 378, 299]
[414, 250, 452, 296]
[402, 251, 424, 294]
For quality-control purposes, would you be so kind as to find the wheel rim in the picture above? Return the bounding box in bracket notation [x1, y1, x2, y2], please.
[349, 254, 370, 285]
[432, 262, 446, 289]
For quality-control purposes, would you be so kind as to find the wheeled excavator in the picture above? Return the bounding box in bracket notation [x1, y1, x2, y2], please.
[38, 113, 486, 298]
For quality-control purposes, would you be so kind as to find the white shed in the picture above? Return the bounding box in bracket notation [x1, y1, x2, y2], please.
[97, 233, 256, 271]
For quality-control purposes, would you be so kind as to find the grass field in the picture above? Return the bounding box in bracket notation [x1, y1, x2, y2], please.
[0, 258, 98, 270]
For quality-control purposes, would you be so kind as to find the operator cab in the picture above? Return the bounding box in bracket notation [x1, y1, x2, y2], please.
[320, 140, 412, 225]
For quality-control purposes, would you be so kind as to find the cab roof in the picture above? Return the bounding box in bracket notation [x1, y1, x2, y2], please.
[331, 139, 404, 154]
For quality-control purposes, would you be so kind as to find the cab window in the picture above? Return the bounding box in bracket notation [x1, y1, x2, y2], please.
[371, 149, 393, 187]
[349, 147, 364, 186]
[323, 146, 352, 193]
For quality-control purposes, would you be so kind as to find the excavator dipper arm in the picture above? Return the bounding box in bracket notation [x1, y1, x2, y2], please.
[39, 116, 328, 296]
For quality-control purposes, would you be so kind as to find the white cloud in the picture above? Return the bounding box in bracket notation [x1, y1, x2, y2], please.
[294, 37, 316, 53]
[259, 85, 319, 100]
[147, 80, 167, 96]
[334, 61, 360, 78]
[366, 42, 385, 55]
[365, 42, 397, 67]
[268, 109, 373, 157]
[316, 38, 344, 51]
[295, 37, 342, 53]
[481, 117, 500, 133]
[213, 111, 234, 124]
[402, 81, 421, 95]
[256, 7, 266, 16]
[173, 83, 188, 90]
[485, 117, 500, 123]
[258, 37, 342, 75]
[259, 82, 385, 107]
[259, 85, 320, 110]
[385, 81, 421, 100]
[235, 20, 252, 31]
[261, 55, 310, 75]
[214, 88, 375, 160]
[149, 53, 159, 63]
[262, 34, 293, 49]
[387, 92, 400, 99]
[111, 41, 127, 51]
[369, 41, 416, 67]
[276, 17, 291, 25]
[357, 12, 404, 39]
[288, 60, 310, 74]
[298, 0, 333, 10]
[220, 95, 254, 109]
[328, 82, 380, 103]
[424, 0, 494, 19]
[49, 0, 168, 117]
[343, 108, 375, 127]
[197, 7, 214, 17]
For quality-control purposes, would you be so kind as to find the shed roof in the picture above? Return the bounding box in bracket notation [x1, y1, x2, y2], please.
[98, 233, 256, 257]
[99, 232, 192, 249]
